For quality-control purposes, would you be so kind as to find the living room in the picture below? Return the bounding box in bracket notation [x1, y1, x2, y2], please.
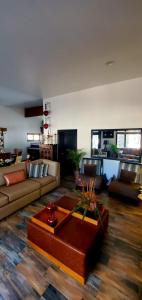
[0, 1, 142, 300]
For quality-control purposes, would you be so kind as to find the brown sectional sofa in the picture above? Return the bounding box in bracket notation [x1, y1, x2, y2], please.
[0, 159, 60, 220]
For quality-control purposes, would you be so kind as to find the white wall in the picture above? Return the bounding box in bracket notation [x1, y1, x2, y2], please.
[0, 105, 42, 158]
[44, 77, 142, 155]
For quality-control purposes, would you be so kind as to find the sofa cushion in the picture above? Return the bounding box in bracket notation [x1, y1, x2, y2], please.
[30, 176, 56, 187]
[0, 162, 26, 186]
[119, 169, 136, 183]
[4, 169, 26, 186]
[0, 192, 9, 208]
[0, 179, 40, 203]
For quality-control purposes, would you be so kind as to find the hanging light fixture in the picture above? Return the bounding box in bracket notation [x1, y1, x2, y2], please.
[43, 103, 49, 129]
[43, 103, 49, 116]
[42, 101, 57, 145]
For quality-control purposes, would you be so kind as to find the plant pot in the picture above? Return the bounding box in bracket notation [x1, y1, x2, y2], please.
[110, 153, 117, 159]
[74, 170, 80, 179]
[76, 206, 102, 221]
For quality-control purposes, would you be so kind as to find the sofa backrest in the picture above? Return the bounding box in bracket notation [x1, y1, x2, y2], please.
[28, 159, 43, 165]
[42, 159, 60, 179]
[0, 162, 26, 186]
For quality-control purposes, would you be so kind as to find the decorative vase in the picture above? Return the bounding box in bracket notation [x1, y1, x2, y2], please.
[46, 212, 57, 227]
[46, 202, 56, 213]
[43, 123, 49, 129]
[46, 203, 57, 227]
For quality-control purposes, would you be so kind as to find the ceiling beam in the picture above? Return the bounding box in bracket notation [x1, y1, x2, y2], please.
[25, 106, 43, 118]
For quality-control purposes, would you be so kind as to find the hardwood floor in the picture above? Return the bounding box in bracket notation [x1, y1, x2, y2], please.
[0, 186, 142, 300]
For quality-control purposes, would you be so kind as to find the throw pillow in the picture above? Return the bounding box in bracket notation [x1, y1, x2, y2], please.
[43, 164, 48, 177]
[119, 169, 136, 183]
[28, 163, 34, 178]
[28, 162, 48, 178]
[38, 164, 44, 178]
[32, 164, 40, 178]
[28, 163, 39, 178]
[4, 169, 27, 186]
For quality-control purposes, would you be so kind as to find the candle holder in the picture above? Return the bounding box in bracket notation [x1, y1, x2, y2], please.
[46, 203, 57, 227]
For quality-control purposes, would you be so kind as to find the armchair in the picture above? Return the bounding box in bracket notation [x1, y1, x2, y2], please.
[108, 162, 141, 202]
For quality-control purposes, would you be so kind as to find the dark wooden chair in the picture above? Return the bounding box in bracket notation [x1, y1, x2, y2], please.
[75, 164, 103, 191]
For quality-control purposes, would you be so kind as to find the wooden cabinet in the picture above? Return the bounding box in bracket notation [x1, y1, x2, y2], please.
[40, 144, 57, 160]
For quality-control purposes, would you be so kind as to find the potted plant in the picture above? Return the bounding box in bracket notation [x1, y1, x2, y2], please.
[110, 144, 118, 158]
[67, 149, 86, 176]
[72, 178, 105, 224]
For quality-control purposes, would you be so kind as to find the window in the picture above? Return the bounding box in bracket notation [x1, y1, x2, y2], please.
[117, 133, 125, 148]
[92, 135, 99, 149]
[126, 133, 141, 148]
[91, 128, 142, 159]
[116, 129, 141, 149]
[92, 130, 101, 150]
[27, 133, 40, 142]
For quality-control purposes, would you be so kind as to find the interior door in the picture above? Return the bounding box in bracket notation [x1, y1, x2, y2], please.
[57, 129, 77, 176]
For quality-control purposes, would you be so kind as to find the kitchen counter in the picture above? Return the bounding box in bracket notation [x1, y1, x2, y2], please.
[84, 156, 142, 165]
[82, 156, 142, 180]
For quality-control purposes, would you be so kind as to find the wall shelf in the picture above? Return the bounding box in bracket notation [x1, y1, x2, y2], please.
[0, 128, 7, 150]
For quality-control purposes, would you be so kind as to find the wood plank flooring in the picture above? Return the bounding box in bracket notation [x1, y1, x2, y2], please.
[0, 186, 142, 300]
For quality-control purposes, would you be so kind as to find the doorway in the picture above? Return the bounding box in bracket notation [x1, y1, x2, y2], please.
[57, 129, 77, 176]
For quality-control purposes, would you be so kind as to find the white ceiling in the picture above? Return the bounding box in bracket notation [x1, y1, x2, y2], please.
[0, 0, 142, 107]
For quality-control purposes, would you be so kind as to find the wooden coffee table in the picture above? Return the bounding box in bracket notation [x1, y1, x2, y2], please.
[28, 195, 109, 284]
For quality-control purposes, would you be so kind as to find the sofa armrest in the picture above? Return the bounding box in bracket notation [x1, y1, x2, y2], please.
[43, 159, 60, 186]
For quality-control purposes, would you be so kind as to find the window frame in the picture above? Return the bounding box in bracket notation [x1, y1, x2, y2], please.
[91, 130, 101, 154]
[27, 133, 41, 142]
[91, 128, 142, 160]
[116, 128, 142, 149]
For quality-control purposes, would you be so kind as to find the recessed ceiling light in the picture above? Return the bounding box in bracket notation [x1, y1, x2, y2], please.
[105, 60, 115, 66]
